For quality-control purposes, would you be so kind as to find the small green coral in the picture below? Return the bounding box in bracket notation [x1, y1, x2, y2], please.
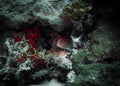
[64, 1, 92, 19]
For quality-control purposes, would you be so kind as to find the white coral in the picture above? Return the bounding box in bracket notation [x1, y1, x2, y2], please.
[18, 58, 33, 72]
[5, 38, 15, 52]
[56, 55, 72, 69]
[67, 70, 76, 82]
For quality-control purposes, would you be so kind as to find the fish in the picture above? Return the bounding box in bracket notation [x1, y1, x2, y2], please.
[56, 35, 72, 49]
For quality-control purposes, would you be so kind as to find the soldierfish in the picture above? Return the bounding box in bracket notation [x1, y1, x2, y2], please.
[56, 35, 72, 49]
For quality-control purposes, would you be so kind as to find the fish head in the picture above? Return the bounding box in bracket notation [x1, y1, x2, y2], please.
[56, 35, 72, 49]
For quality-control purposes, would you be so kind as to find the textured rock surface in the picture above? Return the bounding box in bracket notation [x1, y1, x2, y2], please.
[0, 0, 76, 27]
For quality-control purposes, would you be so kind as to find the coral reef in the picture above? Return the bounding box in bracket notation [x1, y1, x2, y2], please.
[0, 0, 120, 86]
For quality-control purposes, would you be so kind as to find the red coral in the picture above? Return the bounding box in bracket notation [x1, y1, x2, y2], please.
[23, 27, 40, 47]
[33, 58, 46, 69]
[18, 54, 26, 62]
[28, 47, 46, 69]
[30, 54, 46, 69]
[13, 26, 47, 69]
[13, 32, 22, 42]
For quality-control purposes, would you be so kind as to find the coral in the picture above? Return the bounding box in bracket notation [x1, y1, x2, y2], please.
[64, 1, 92, 20]
[67, 70, 76, 82]
[2, 23, 75, 85]
[17, 58, 33, 72]
[23, 27, 40, 48]
[0, 0, 120, 86]
[32, 69, 49, 80]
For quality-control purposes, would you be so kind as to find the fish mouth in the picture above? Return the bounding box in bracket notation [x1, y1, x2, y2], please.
[56, 44, 60, 47]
